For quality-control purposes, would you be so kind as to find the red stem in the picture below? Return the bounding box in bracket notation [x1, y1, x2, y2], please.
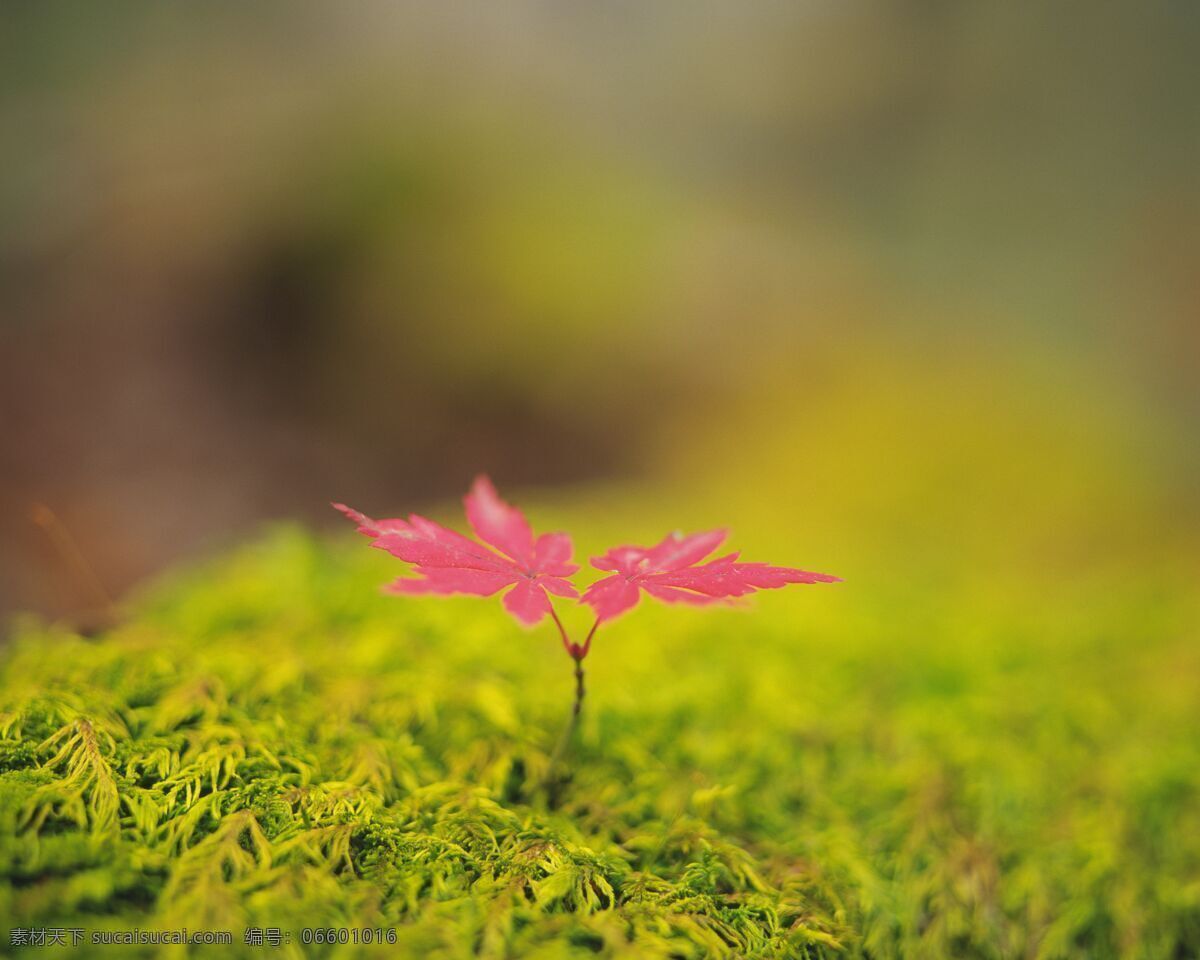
[548, 607, 602, 662]
[543, 610, 603, 792]
[549, 606, 576, 657]
[578, 616, 600, 659]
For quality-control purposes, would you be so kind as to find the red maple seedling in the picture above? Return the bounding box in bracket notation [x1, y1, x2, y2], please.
[334, 476, 840, 769]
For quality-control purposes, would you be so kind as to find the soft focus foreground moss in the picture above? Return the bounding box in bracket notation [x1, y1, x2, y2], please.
[1, 526, 1197, 959]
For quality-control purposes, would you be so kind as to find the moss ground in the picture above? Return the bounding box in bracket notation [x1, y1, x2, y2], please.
[1, 521, 1197, 958]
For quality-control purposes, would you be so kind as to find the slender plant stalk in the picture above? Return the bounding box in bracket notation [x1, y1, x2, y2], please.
[544, 610, 601, 794]
[548, 651, 584, 769]
[571, 656, 585, 717]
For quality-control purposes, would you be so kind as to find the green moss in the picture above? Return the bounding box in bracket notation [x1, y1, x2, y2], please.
[1, 525, 1197, 958]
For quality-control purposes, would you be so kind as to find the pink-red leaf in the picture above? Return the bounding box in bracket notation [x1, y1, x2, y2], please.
[502, 580, 553, 625]
[645, 529, 728, 571]
[334, 477, 578, 627]
[331, 503, 410, 538]
[580, 575, 643, 622]
[386, 568, 516, 597]
[641, 583, 726, 605]
[464, 475, 535, 565]
[584, 528, 839, 622]
[372, 525, 510, 573]
[532, 532, 579, 576]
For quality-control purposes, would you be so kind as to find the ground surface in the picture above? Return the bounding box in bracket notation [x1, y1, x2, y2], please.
[1, 520, 1198, 958]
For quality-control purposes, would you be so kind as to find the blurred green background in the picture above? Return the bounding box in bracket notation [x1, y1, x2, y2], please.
[2, 3, 1196, 623]
[2, 6, 1199, 956]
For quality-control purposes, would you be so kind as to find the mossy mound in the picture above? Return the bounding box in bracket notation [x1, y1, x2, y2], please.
[1, 526, 1197, 958]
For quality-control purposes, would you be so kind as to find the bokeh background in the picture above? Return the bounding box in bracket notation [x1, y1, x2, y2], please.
[2, 3, 1197, 625]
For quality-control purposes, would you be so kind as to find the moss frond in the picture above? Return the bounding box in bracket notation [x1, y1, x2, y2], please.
[0, 525, 1196, 957]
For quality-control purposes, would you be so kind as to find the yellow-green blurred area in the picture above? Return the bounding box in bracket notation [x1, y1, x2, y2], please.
[1, 4, 1199, 956]
[2, 3, 1197, 621]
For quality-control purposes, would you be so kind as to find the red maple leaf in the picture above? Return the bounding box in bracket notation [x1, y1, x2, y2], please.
[333, 475, 578, 626]
[582, 529, 840, 623]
